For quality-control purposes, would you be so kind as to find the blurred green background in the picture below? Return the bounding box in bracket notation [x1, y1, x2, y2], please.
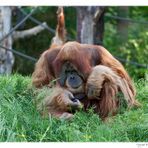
[13, 6, 148, 79]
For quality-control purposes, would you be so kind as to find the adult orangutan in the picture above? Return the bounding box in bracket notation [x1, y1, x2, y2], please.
[32, 41, 140, 120]
[32, 7, 140, 120]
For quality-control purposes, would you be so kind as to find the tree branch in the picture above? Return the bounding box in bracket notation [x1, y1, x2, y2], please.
[12, 22, 48, 40]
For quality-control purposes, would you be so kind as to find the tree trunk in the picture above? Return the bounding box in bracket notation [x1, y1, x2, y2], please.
[0, 6, 47, 75]
[117, 6, 129, 44]
[0, 6, 14, 74]
[76, 6, 105, 45]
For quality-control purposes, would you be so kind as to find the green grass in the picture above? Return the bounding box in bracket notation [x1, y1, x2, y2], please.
[0, 74, 148, 142]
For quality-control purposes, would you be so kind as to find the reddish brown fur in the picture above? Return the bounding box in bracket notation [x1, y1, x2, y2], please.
[32, 41, 138, 119]
[37, 87, 82, 120]
[50, 7, 66, 48]
[32, 47, 61, 87]
[86, 65, 140, 119]
[97, 46, 136, 97]
[53, 41, 136, 97]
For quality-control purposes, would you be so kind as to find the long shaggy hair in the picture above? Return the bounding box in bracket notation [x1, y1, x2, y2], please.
[86, 65, 140, 119]
[35, 87, 82, 120]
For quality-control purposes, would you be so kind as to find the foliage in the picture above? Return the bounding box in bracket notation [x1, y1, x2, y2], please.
[104, 6, 148, 78]
[0, 75, 147, 142]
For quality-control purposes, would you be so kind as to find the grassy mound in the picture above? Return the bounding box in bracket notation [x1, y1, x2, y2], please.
[0, 74, 147, 142]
